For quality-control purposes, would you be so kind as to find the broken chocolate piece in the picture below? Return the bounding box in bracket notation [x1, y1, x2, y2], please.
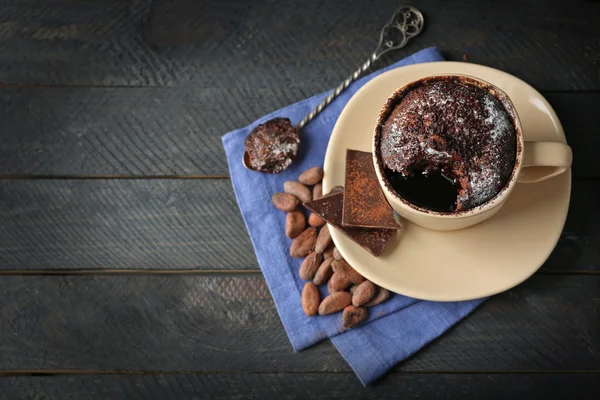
[244, 118, 300, 173]
[343, 149, 400, 229]
[304, 191, 396, 257]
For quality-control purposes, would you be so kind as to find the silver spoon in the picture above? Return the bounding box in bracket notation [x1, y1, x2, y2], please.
[243, 6, 425, 173]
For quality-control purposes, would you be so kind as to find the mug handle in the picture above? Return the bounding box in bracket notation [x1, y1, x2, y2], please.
[518, 141, 573, 183]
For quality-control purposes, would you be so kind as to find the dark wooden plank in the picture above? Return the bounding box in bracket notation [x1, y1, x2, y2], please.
[0, 87, 287, 176]
[0, 0, 598, 90]
[545, 93, 600, 181]
[0, 89, 597, 178]
[543, 179, 600, 273]
[0, 373, 598, 399]
[0, 178, 597, 271]
[0, 179, 257, 270]
[0, 274, 597, 371]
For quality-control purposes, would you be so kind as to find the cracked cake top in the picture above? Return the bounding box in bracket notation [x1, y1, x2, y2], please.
[377, 76, 517, 211]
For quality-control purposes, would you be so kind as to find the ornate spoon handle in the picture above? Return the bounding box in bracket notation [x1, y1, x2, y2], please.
[296, 6, 425, 130]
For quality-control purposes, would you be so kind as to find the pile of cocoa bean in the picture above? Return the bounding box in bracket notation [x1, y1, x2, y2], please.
[271, 166, 391, 329]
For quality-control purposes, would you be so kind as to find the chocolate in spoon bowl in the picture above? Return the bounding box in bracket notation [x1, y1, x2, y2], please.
[242, 6, 424, 173]
[243, 118, 300, 174]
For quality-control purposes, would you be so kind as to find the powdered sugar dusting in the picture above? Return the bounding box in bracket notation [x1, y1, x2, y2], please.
[483, 95, 512, 141]
[244, 117, 300, 173]
[461, 165, 497, 209]
[378, 77, 516, 210]
[253, 140, 298, 170]
[425, 147, 450, 157]
[270, 141, 298, 158]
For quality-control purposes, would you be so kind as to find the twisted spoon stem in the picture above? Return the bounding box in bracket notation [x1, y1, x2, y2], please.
[295, 6, 424, 130]
[297, 54, 376, 130]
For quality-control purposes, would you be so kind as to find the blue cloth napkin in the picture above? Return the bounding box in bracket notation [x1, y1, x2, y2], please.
[222, 47, 485, 385]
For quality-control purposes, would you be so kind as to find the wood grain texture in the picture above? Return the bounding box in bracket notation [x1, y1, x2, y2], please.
[0, 179, 597, 271]
[0, 274, 597, 371]
[0, 0, 598, 90]
[0, 373, 598, 399]
[0, 87, 289, 176]
[0, 0, 595, 393]
[0, 90, 597, 176]
[0, 179, 257, 270]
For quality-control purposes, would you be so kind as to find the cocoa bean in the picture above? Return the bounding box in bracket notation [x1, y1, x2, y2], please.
[284, 181, 312, 203]
[313, 258, 334, 285]
[299, 251, 322, 281]
[327, 279, 342, 294]
[315, 224, 332, 254]
[308, 213, 326, 227]
[352, 280, 376, 306]
[318, 292, 352, 315]
[298, 166, 324, 186]
[329, 185, 344, 194]
[272, 192, 299, 212]
[330, 272, 352, 291]
[323, 245, 335, 260]
[285, 210, 306, 239]
[333, 247, 344, 261]
[364, 287, 391, 307]
[348, 284, 359, 295]
[290, 227, 317, 258]
[302, 282, 320, 316]
[332, 260, 365, 284]
[313, 182, 323, 200]
[342, 305, 369, 328]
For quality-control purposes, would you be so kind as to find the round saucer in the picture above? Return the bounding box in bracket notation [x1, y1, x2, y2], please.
[323, 62, 571, 301]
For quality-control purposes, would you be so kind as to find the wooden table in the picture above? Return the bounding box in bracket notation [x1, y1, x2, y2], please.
[0, 1, 598, 398]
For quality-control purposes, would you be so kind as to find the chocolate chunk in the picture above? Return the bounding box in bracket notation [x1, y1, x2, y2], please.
[244, 118, 300, 173]
[304, 191, 397, 257]
[343, 149, 400, 229]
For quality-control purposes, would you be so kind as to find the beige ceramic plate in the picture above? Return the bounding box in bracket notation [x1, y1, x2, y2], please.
[323, 62, 571, 301]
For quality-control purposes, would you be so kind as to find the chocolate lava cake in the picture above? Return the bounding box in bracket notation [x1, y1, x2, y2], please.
[377, 76, 517, 211]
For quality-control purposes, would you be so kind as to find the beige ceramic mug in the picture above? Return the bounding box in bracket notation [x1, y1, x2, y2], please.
[372, 74, 572, 231]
